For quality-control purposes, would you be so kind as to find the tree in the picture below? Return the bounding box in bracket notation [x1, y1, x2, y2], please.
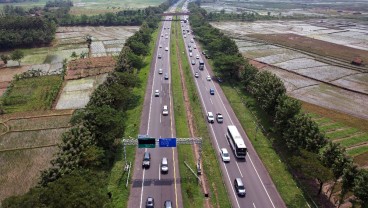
[290, 150, 333, 195]
[10, 50, 24, 66]
[240, 63, 258, 88]
[70, 51, 78, 60]
[1, 54, 10, 65]
[274, 94, 301, 133]
[283, 114, 327, 153]
[353, 170, 368, 207]
[213, 54, 244, 79]
[340, 164, 358, 206]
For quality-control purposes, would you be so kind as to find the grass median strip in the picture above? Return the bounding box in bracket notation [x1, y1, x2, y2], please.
[173, 19, 231, 207]
[107, 28, 159, 208]
[170, 18, 203, 207]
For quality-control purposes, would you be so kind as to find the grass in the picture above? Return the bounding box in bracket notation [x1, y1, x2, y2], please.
[6, 115, 71, 131]
[338, 134, 368, 148]
[220, 85, 310, 208]
[327, 128, 360, 140]
[174, 20, 231, 208]
[348, 146, 368, 157]
[1, 75, 62, 114]
[107, 27, 159, 208]
[319, 123, 345, 132]
[170, 18, 203, 207]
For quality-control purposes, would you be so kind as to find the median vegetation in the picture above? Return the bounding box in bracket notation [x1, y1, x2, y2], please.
[188, 2, 368, 207]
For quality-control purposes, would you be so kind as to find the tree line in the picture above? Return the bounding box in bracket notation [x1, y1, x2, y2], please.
[2, 0, 177, 207]
[188, 2, 368, 207]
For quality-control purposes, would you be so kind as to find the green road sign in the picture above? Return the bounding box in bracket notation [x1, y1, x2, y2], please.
[138, 137, 156, 148]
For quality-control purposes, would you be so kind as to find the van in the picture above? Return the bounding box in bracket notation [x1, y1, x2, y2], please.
[234, 178, 246, 196]
[161, 157, 168, 173]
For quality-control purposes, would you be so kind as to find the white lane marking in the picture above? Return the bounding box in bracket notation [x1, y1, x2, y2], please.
[139, 166, 146, 208]
[159, 165, 161, 181]
[253, 202, 257, 208]
[235, 162, 243, 178]
[210, 98, 213, 105]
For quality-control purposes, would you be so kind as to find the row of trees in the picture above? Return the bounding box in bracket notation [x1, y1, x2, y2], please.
[2, 0, 178, 206]
[188, 2, 368, 207]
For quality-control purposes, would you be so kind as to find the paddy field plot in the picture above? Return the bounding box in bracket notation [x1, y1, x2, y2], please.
[56, 74, 108, 109]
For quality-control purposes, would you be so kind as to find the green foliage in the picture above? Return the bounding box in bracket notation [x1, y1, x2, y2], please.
[249, 71, 286, 115]
[3, 170, 109, 208]
[290, 150, 333, 195]
[320, 142, 351, 180]
[274, 94, 301, 132]
[353, 170, 368, 207]
[240, 63, 258, 87]
[283, 114, 327, 153]
[1, 54, 10, 64]
[341, 164, 358, 202]
[11, 49, 24, 65]
[213, 54, 245, 79]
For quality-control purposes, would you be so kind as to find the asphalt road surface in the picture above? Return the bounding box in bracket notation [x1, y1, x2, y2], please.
[127, 5, 183, 208]
[178, 2, 287, 208]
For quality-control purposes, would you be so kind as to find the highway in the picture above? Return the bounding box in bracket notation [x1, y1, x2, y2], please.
[178, 2, 287, 208]
[127, 4, 183, 208]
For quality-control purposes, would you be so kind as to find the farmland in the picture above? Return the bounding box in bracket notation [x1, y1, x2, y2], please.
[0, 110, 73, 203]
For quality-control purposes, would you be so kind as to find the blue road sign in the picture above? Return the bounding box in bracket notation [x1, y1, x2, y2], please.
[159, 138, 177, 147]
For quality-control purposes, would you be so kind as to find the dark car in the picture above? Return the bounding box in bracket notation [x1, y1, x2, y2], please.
[146, 197, 154, 208]
[142, 152, 150, 168]
[164, 200, 173, 208]
[210, 88, 215, 95]
[216, 77, 223, 83]
[164, 73, 169, 80]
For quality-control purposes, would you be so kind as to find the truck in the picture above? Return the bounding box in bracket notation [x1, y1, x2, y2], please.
[199, 60, 204, 70]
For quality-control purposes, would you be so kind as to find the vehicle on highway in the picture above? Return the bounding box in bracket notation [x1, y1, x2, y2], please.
[196, 54, 199, 59]
[162, 105, 169, 116]
[161, 157, 169, 173]
[206, 75, 211, 81]
[207, 112, 214, 123]
[216, 113, 223, 123]
[191, 60, 195, 65]
[161, 34, 164, 37]
[193, 45, 196, 49]
[164, 73, 169, 80]
[159, 44, 162, 48]
[184, 35, 186, 38]
[199, 60, 204, 70]
[158, 54, 162, 59]
[142, 152, 151, 168]
[164, 200, 173, 208]
[154, 90, 159, 97]
[146, 197, 154, 207]
[234, 178, 246, 196]
[189, 52, 192, 57]
[190, 38, 194, 43]
[165, 47, 169, 51]
[194, 72, 199, 78]
[220, 148, 230, 162]
[210, 88, 215, 95]
[189, 48, 192, 52]
[158, 68, 163, 74]
[226, 125, 247, 158]
[202, 51, 206, 55]
[188, 44, 191, 48]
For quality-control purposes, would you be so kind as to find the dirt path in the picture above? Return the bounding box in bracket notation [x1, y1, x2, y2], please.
[174, 23, 212, 208]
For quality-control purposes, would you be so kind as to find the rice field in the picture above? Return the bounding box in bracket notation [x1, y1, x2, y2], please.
[55, 74, 108, 109]
[311, 114, 368, 167]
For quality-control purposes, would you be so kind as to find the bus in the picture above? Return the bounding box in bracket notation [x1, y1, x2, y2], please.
[226, 125, 247, 158]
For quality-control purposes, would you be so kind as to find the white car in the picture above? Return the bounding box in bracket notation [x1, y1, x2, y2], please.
[194, 72, 199, 78]
[189, 52, 193, 57]
[158, 68, 163, 74]
[193, 45, 196, 49]
[220, 148, 230, 162]
[162, 105, 169, 116]
[196, 54, 200, 59]
[159, 45, 162, 48]
[207, 112, 214, 123]
[154, 90, 159, 97]
[184, 35, 187, 38]
[165, 47, 169, 51]
[206, 75, 211, 81]
[165, 36, 168, 39]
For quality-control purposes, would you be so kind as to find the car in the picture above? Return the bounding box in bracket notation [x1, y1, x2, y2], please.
[189, 48, 192, 52]
[202, 51, 206, 55]
[158, 54, 162, 59]
[210, 88, 215, 95]
[206, 75, 211, 81]
[190, 39, 194, 43]
[193, 45, 196, 49]
[216, 77, 223, 83]
[189, 52, 193, 57]
[165, 47, 169, 51]
[216, 113, 223, 123]
[184, 35, 187, 38]
[158, 68, 163, 74]
[161, 157, 169, 173]
[194, 72, 199, 78]
[165, 36, 168, 39]
[191, 60, 196, 65]
[234, 178, 246, 196]
[142, 152, 150, 168]
[220, 148, 230, 162]
[196, 54, 200, 59]
[161, 34, 164, 37]
[162, 105, 169, 116]
[207, 112, 214, 123]
[188, 44, 191, 48]
[146, 197, 154, 208]
[154, 90, 159, 97]
[164, 200, 173, 208]
[159, 44, 162, 48]
[164, 73, 169, 80]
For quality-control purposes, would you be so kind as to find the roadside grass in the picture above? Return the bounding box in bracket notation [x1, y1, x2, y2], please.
[107, 28, 158, 208]
[1, 75, 62, 113]
[175, 21, 231, 207]
[348, 146, 368, 157]
[220, 85, 309, 208]
[170, 18, 203, 207]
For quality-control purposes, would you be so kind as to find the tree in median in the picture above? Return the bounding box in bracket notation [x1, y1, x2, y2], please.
[10, 50, 24, 66]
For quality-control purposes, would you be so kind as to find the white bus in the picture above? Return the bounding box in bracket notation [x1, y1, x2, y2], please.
[226, 125, 247, 158]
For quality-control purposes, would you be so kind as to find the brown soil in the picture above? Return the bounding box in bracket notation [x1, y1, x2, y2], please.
[249, 60, 268, 69]
[353, 152, 368, 168]
[0, 66, 29, 96]
[249, 33, 368, 64]
[65, 56, 115, 80]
